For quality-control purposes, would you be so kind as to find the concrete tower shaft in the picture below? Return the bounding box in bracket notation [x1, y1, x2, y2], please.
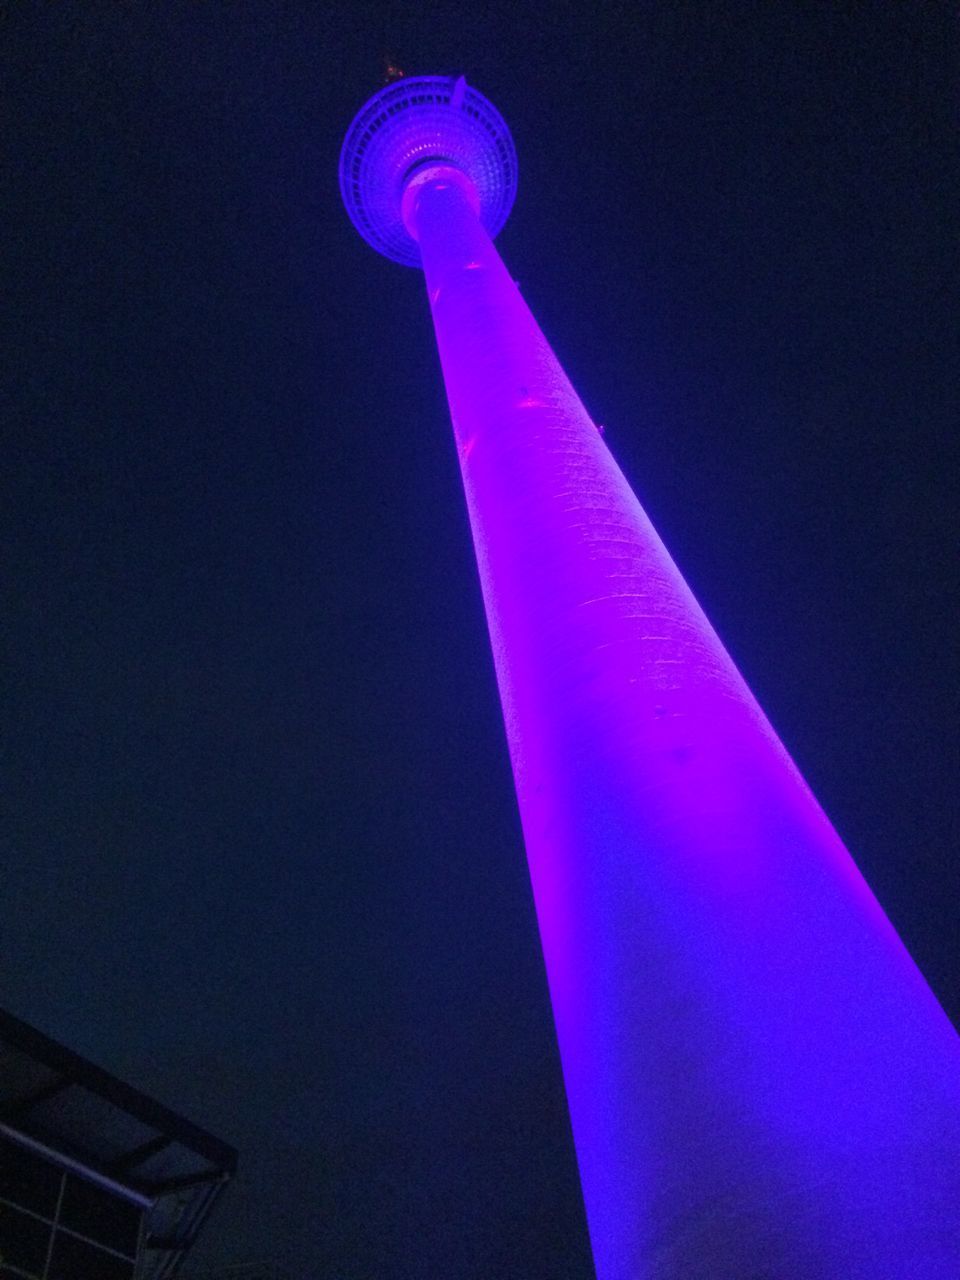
[342, 78, 960, 1279]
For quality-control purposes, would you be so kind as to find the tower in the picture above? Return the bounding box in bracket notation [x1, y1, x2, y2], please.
[339, 75, 960, 1278]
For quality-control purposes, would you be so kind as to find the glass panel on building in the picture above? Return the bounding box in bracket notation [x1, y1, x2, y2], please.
[47, 1231, 135, 1280]
[58, 1175, 140, 1255]
[0, 1200, 52, 1276]
[0, 1133, 61, 1216]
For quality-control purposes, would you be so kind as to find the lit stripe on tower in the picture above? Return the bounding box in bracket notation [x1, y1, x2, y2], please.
[340, 76, 960, 1279]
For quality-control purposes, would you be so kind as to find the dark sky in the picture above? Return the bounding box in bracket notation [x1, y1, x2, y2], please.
[3, 5, 957, 1277]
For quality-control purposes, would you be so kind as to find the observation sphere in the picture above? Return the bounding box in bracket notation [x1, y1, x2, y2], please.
[339, 75, 517, 267]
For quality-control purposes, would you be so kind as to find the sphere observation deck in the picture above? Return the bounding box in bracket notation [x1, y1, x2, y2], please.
[339, 75, 517, 267]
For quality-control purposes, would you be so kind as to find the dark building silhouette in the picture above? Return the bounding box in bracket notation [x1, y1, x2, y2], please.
[0, 1010, 236, 1280]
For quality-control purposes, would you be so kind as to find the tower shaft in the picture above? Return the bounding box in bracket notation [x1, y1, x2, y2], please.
[408, 172, 960, 1278]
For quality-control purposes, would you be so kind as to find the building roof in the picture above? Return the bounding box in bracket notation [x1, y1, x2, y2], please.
[0, 1007, 237, 1279]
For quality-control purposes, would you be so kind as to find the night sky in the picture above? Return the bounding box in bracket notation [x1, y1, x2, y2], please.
[4, 5, 958, 1278]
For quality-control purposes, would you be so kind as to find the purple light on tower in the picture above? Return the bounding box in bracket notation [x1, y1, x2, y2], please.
[340, 76, 960, 1277]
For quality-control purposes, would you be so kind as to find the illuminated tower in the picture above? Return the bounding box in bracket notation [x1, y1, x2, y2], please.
[339, 76, 960, 1278]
